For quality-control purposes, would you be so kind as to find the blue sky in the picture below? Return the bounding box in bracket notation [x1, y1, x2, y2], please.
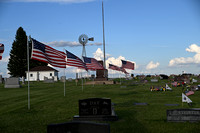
[0, 0, 200, 78]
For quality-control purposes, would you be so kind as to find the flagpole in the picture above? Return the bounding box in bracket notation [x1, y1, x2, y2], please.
[27, 36, 30, 110]
[102, 0, 106, 75]
[64, 68, 66, 96]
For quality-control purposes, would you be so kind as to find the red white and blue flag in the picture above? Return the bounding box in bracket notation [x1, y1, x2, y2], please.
[109, 64, 121, 71]
[186, 91, 194, 96]
[83, 56, 104, 71]
[121, 60, 134, 70]
[66, 50, 87, 71]
[31, 38, 66, 68]
[120, 67, 129, 74]
[0, 43, 4, 60]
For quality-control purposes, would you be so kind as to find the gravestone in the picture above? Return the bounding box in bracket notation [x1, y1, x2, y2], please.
[22, 76, 25, 84]
[4, 77, 21, 88]
[73, 98, 118, 121]
[167, 108, 200, 122]
[0, 75, 2, 84]
[53, 76, 58, 82]
[151, 79, 158, 82]
[44, 79, 54, 83]
[47, 121, 110, 133]
[44, 76, 48, 81]
[68, 78, 73, 82]
[60, 76, 66, 82]
[165, 104, 179, 106]
[134, 103, 148, 106]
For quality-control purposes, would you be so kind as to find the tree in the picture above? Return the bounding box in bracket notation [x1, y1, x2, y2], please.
[8, 27, 47, 77]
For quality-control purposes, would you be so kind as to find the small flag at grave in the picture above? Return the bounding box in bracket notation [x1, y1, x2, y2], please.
[121, 60, 134, 70]
[186, 91, 194, 96]
[66, 50, 87, 71]
[31, 38, 67, 68]
[182, 93, 192, 103]
[0, 43, 4, 60]
[83, 56, 104, 70]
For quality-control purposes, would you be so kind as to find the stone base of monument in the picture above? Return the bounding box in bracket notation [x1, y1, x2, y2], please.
[47, 121, 110, 133]
[73, 115, 118, 121]
[85, 81, 115, 85]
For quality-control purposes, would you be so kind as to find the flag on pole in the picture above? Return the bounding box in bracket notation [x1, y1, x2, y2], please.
[31, 38, 66, 68]
[186, 91, 194, 96]
[66, 50, 87, 71]
[83, 56, 104, 70]
[182, 93, 192, 103]
[120, 67, 129, 74]
[121, 60, 134, 70]
[109, 64, 121, 71]
[0, 43, 4, 60]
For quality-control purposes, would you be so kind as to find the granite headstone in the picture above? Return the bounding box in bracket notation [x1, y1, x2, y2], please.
[167, 108, 200, 122]
[73, 98, 118, 121]
[4, 77, 21, 88]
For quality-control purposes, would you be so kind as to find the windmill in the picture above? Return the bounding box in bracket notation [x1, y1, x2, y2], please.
[78, 34, 94, 57]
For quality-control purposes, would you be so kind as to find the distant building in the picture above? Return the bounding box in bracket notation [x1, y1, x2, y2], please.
[26, 66, 58, 81]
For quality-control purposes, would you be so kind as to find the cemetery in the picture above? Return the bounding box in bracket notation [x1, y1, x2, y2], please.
[0, 76, 200, 132]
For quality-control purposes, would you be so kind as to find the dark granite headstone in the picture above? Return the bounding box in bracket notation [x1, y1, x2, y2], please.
[167, 108, 200, 122]
[73, 98, 118, 121]
[47, 121, 110, 133]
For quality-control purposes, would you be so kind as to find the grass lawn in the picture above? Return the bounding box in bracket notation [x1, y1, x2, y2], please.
[0, 79, 200, 133]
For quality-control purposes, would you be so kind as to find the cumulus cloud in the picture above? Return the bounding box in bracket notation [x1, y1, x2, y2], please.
[2, 0, 95, 3]
[146, 61, 160, 70]
[169, 44, 200, 66]
[93, 48, 111, 60]
[47, 41, 102, 47]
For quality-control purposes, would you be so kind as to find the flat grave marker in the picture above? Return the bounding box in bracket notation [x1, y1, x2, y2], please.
[167, 108, 200, 122]
[133, 103, 148, 106]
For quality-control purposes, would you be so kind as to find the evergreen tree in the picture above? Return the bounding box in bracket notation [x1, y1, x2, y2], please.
[8, 27, 47, 77]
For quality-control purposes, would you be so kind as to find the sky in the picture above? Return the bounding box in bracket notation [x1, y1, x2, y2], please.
[0, 0, 200, 78]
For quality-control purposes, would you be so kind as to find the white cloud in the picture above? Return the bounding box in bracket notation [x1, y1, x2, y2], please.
[47, 41, 102, 47]
[1, 56, 10, 63]
[146, 61, 160, 70]
[169, 44, 200, 66]
[2, 0, 95, 3]
[93, 48, 110, 60]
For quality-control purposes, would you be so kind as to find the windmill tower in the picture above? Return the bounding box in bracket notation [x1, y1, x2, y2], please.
[78, 34, 94, 57]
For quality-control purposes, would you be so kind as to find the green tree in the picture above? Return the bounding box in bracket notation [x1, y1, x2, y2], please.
[8, 27, 47, 77]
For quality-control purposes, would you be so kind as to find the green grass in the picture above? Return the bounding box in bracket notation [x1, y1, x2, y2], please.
[0, 79, 200, 133]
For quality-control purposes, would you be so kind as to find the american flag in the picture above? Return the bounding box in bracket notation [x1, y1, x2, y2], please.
[31, 38, 66, 68]
[66, 50, 87, 71]
[83, 56, 104, 71]
[0, 43, 4, 60]
[186, 91, 194, 96]
[121, 60, 134, 70]
[120, 67, 129, 74]
[109, 64, 121, 71]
